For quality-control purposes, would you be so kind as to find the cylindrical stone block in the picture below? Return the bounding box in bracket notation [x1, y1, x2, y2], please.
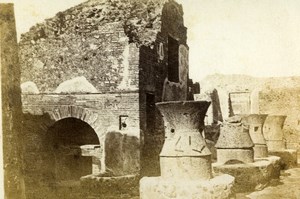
[160, 156, 212, 180]
[241, 114, 268, 158]
[263, 115, 287, 151]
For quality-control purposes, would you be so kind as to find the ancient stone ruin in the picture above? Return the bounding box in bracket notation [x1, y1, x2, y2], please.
[264, 115, 287, 151]
[241, 114, 268, 158]
[264, 115, 298, 169]
[215, 116, 254, 164]
[140, 101, 234, 199]
[1, 0, 300, 198]
[213, 115, 281, 192]
[16, 0, 199, 198]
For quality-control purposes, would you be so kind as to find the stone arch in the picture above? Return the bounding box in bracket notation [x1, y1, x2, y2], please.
[48, 118, 100, 181]
[45, 105, 106, 172]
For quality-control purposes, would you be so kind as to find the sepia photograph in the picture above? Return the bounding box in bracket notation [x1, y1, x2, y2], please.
[1, 0, 300, 198]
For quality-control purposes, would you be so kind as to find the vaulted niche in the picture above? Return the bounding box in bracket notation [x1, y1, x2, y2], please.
[167, 36, 179, 83]
[48, 117, 100, 182]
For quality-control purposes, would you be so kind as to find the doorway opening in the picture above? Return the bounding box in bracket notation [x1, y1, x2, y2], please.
[48, 117, 100, 182]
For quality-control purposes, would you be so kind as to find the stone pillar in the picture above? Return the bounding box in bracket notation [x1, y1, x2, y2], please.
[157, 101, 212, 180]
[216, 116, 254, 164]
[263, 115, 287, 151]
[241, 114, 268, 158]
[0, 4, 25, 198]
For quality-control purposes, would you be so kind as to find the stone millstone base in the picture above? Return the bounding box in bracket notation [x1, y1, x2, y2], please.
[268, 149, 298, 169]
[253, 144, 268, 158]
[216, 148, 254, 164]
[140, 174, 235, 199]
[80, 174, 139, 197]
[213, 156, 281, 193]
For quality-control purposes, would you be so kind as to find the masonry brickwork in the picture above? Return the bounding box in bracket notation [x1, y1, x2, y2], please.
[19, 0, 189, 197]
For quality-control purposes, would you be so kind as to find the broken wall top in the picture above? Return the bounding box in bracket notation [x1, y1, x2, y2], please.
[19, 0, 186, 93]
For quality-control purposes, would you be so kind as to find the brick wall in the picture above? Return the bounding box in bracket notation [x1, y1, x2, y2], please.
[19, 0, 189, 189]
[20, 21, 140, 93]
[19, 0, 170, 93]
[21, 92, 140, 197]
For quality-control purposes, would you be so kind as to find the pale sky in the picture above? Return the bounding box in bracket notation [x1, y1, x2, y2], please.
[1, 0, 300, 81]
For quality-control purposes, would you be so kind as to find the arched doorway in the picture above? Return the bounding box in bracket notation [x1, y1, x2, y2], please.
[47, 117, 100, 182]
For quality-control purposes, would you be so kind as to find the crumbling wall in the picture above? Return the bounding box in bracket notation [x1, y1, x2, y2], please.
[19, 0, 168, 93]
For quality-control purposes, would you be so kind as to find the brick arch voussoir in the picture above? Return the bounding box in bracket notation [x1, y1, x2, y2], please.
[46, 106, 103, 141]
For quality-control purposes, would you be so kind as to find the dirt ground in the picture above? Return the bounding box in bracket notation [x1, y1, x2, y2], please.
[237, 167, 300, 199]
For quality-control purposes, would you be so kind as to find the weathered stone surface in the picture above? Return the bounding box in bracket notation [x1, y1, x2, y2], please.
[216, 116, 255, 164]
[81, 174, 139, 197]
[19, 0, 166, 92]
[263, 115, 287, 151]
[253, 145, 268, 159]
[0, 4, 25, 198]
[217, 148, 254, 164]
[19, 0, 190, 197]
[156, 101, 212, 180]
[268, 149, 298, 169]
[194, 88, 223, 125]
[160, 156, 212, 180]
[241, 114, 267, 144]
[200, 74, 300, 152]
[157, 101, 211, 157]
[213, 156, 281, 193]
[241, 114, 268, 158]
[140, 174, 235, 199]
[216, 116, 254, 149]
[105, 130, 140, 176]
[162, 44, 189, 101]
